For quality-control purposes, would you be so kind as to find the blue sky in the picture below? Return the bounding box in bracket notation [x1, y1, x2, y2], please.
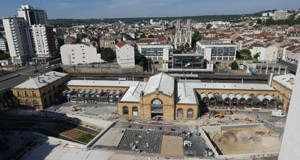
[0, 0, 299, 19]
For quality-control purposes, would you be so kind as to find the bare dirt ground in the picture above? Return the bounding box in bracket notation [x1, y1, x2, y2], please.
[209, 125, 282, 155]
[160, 135, 184, 157]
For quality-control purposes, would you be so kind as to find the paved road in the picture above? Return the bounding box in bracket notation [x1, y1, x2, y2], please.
[0, 64, 60, 91]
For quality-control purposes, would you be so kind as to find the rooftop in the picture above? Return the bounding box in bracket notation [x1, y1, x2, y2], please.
[273, 74, 295, 90]
[120, 82, 147, 102]
[186, 82, 275, 91]
[14, 71, 68, 89]
[67, 80, 138, 88]
[177, 81, 198, 104]
[143, 73, 174, 96]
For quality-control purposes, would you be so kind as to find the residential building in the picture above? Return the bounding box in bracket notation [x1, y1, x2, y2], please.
[60, 43, 104, 65]
[30, 24, 56, 58]
[173, 19, 192, 49]
[99, 38, 116, 50]
[0, 33, 7, 52]
[3, 17, 34, 65]
[283, 46, 300, 63]
[196, 40, 237, 61]
[116, 41, 135, 68]
[17, 4, 48, 25]
[12, 71, 68, 109]
[250, 44, 279, 62]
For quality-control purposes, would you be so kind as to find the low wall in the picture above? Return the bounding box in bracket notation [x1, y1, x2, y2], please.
[86, 121, 117, 148]
[33, 132, 86, 148]
[201, 123, 277, 159]
[199, 128, 220, 157]
[63, 65, 143, 74]
[66, 113, 113, 128]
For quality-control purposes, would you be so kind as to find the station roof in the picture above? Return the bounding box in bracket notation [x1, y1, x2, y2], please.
[14, 71, 68, 89]
[177, 81, 198, 104]
[120, 82, 147, 102]
[143, 73, 174, 96]
[273, 74, 295, 90]
[67, 80, 138, 88]
[187, 82, 274, 91]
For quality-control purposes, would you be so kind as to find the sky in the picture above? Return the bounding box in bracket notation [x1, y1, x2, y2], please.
[0, 0, 299, 19]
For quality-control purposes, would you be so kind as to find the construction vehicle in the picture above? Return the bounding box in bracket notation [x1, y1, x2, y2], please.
[72, 106, 80, 112]
[210, 110, 224, 118]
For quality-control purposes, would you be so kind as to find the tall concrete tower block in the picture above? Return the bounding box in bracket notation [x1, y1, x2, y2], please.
[279, 60, 300, 160]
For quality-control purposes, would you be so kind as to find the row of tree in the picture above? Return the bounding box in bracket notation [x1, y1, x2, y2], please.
[263, 17, 300, 26]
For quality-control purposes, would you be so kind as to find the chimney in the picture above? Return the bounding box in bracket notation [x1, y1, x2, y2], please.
[37, 76, 41, 83]
[53, 72, 56, 76]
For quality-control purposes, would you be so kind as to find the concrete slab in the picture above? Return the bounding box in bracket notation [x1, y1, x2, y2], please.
[93, 129, 124, 147]
[161, 135, 184, 157]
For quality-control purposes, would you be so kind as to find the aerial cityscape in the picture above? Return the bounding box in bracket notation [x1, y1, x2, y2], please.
[0, 1, 300, 160]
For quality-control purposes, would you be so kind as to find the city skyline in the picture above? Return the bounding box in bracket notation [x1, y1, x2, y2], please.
[0, 0, 299, 19]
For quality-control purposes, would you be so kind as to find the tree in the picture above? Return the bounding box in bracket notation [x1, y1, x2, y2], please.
[140, 33, 146, 39]
[136, 56, 148, 71]
[254, 53, 260, 60]
[179, 44, 185, 51]
[101, 48, 116, 62]
[230, 61, 239, 70]
[184, 43, 190, 51]
[148, 34, 154, 38]
[206, 24, 212, 30]
[191, 31, 202, 48]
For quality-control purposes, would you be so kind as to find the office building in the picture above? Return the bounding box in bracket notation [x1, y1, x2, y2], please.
[196, 40, 237, 61]
[18, 4, 48, 25]
[60, 43, 104, 65]
[137, 38, 172, 69]
[3, 17, 34, 65]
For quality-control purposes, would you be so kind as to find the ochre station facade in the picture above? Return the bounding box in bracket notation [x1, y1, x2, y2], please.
[12, 71, 294, 120]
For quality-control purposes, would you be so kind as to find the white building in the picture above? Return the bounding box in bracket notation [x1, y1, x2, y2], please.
[60, 43, 104, 65]
[273, 10, 290, 20]
[282, 46, 300, 63]
[18, 4, 48, 25]
[116, 42, 135, 68]
[250, 44, 278, 62]
[30, 24, 56, 57]
[0, 33, 7, 52]
[196, 40, 237, 61]
[3, 17, 34, 65]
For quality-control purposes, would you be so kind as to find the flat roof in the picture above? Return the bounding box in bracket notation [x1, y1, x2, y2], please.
[186, 82, 275, 91]
[67, 80, 139, 88]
